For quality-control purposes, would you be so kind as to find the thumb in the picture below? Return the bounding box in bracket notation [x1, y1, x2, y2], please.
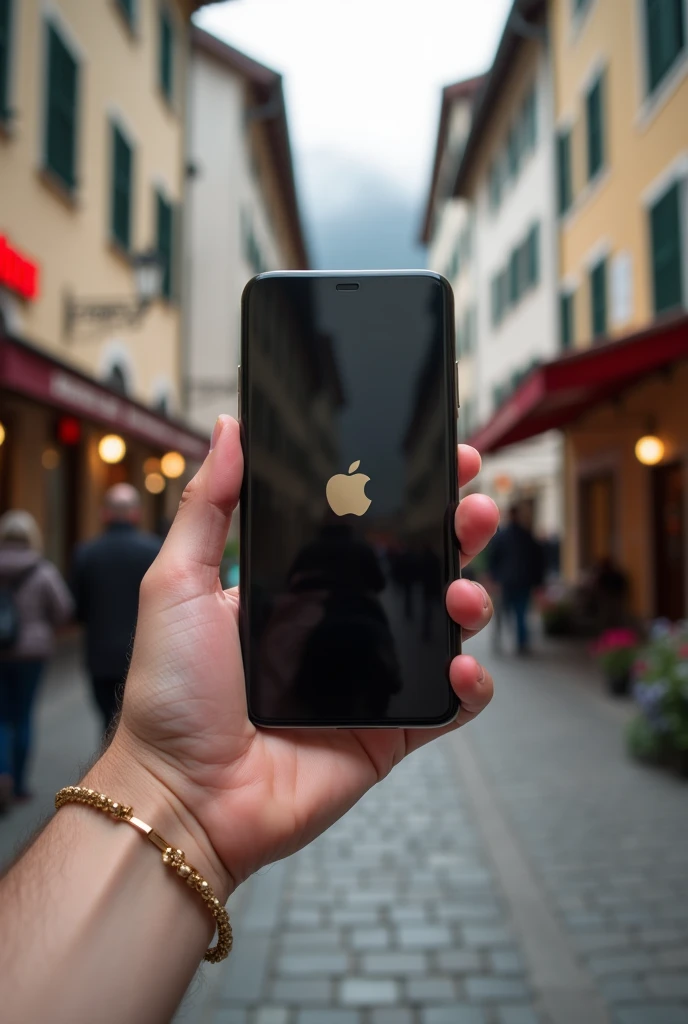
[154, 415, 243, 593]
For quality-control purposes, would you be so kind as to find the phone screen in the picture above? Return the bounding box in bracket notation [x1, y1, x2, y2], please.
[240, 272, 459, 727]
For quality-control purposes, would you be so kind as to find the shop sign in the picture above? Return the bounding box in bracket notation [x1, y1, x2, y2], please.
[0, 236, 40, 301]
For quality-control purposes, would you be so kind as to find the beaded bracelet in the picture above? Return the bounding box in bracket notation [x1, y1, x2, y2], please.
[55, 785, 233, 963]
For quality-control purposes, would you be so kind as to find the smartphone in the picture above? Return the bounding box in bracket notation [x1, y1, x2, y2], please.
[239, 271, 460, 728]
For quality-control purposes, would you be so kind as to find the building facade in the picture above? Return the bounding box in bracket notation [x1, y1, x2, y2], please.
[0, 0, 217, 570]
[184, 27, 308, 434]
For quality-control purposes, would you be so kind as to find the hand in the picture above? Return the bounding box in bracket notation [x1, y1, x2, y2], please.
[109, 416, 499, 898]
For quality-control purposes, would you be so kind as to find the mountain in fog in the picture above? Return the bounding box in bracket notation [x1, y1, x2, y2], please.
[296, 150, 427, 271]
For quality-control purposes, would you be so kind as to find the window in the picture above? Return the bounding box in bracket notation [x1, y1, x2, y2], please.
[645, 0, 685, 94]
[116, 0, 135, 27]
[560, 292, 575, 349]
[110, 123, 133, 251]
[590, 257, 607, 339]
[509, 248, 520, 305]
[158, 8, 173, 102]
[507, 124, 521, 179]
[574, 0, 592, 13]
[557, 130, 573, 215]
[650, 181, 683, 313]
[156, 191, 173, 299]
[527, 222, 540, 288]
[491, 274, 502, 326]
[586, 72, 605, 181]
[0, 0, 12, 120]
[488, 159, 502, 211]
[463, 308, 472, 354]
[44, 23, 79, 191]
[522, 87, 538, 153]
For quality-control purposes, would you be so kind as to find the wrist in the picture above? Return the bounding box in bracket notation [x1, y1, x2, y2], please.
[83, 732, 233, 904]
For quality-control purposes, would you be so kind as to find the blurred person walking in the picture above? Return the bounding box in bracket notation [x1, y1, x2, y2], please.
[488, 505, 544, 655]
[0, 511, 73, 809]
[72, 485, 161, 736]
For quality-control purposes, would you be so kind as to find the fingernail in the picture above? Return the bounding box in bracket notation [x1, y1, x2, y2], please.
[471, 580, 489, 609]
[210, 416, 225, 451]
[476, 661, 485, 683]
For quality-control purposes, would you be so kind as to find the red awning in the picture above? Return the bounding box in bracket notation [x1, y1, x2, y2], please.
[467, 313, 688, 454]
[0, 332, 209, 461]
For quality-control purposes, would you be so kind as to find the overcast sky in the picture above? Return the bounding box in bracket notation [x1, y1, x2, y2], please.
[196, 0, 512, 202]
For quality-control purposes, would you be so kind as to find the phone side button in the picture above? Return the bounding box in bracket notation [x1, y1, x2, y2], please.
[455, 361, 460, 411]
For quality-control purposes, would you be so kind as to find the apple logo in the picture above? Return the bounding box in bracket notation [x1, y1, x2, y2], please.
[326, 460, 371, 517]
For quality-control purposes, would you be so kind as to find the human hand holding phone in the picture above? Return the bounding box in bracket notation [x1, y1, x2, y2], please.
[106, 415, 498, 898]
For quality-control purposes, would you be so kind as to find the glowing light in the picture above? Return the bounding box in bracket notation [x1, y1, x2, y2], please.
[42, 448, 60, 470]
[145, 472, 166, 494]
[98, 434, 126, 464]
[143, 457, 161, 475]
[0, 421, 5, 446]
[160, 451, 186, 479]
[634, 435, 664, 466]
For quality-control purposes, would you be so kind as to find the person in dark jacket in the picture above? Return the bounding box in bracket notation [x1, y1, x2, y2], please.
[488, 505, 544, 654]
[0, 511, 73, 808]
[72, 485, 161, 735]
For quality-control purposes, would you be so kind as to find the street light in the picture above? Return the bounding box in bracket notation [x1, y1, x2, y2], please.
[635, 435, 664, 466]
[63, 249, 164, 340]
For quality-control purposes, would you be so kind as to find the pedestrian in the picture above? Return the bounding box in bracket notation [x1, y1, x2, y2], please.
[71, 484, 162, 736]
[0, 418, 499, 1022]
[0, 511, 74, 810]
[488, 504, 544, 654]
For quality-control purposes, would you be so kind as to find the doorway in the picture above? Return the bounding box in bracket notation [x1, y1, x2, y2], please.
[653, 461, 686, 621]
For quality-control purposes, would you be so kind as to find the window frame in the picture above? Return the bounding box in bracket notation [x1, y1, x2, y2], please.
[557, 129, 573, 216]
[649, 178, 684, 314]
[156, 189, 174, 301]
[644, 0, 686, 95]
[158, 6, 174, 104]
[590, 257, 608, 340]
[560, 291, 575, 349]
[586, 70, 606, 182]
[43, 19, 80, 194]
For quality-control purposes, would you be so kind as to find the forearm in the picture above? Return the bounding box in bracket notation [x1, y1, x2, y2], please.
[0, 741, 233, 1024]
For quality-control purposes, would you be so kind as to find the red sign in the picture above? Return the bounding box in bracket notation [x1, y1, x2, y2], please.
[0, 236, 40, 301]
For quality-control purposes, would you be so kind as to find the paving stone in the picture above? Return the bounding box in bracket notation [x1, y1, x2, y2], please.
[389, 905, 429, 924]
[296, 1012, 361, 1024]
[462, 925, 513, 948]
[277, 952, 350, 976]
[398, 924, 453, 949]
[208, 1011, 247, 1024]
[286, 908, 322, 928]
[421, 1007, 488, 1024]
[371, 1010, 414, 1024]
[489, 949, 526, 975]
[465, 976, 530, 1001]
[436, 902, 501, 923]
[350, 928, 391, 951]
[331, 908, 380, 926]
[437, 949, 482, 973]
[270, 980, 332, 1004]
[598, 976, 648, 1002]
[571, 932, 631, 953]
[339, 978, 399, 1006]
[562, 911, 607, 930]
[496, 1008, 543, 1024]
[614, 1007, 688, 1024]
[656, 947, 688, 969]
[646, 973, 688, 998]
[588, 952, 655, 976]
[256, 1010, 290, 1024]
[406, 977, 456, 1002]
[362, 952, 428, 975]
[278, 930, 344, 950]
[639, 928, 685, 946]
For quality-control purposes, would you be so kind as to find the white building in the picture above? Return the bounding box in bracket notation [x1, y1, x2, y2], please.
[452, 0, 562, 534]
[184, 27, 308, 433]
[421, 76, 485, 445]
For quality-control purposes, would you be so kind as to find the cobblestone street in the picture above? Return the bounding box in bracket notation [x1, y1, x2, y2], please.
[2, 628, 687, 1024]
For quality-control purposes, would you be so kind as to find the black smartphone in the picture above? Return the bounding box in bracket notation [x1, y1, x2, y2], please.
[239, 271, 460, 728]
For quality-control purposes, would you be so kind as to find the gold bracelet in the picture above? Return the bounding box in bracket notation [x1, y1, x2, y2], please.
[55, 785, 232, 963]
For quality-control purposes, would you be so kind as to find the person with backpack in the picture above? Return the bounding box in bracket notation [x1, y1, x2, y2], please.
[0, 510, 74, 810]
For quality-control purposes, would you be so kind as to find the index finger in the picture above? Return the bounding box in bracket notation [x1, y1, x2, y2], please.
[458, 444, 481, 489]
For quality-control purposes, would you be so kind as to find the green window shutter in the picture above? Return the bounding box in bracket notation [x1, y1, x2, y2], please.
[650, 181, 683, 313]
[463, 309, 472, 353]
[528, 222, 540, 288]
[509, 248, 520, 304]
[159, 8, 173, 101]
[560, 292, 574, 349]
[111, 123, 133, 251]
[590, 258, 608, 339]
[156, 191, 173, 299]
[45, 24, 79, 190]
[645, 0, 685, 94]
[117, 0, 135, 25]
[0, 0, 12, 120]
[557, 131, 572, 215]
[522, 87, 537, 153]
[586, 72, 605, 181]
[488, 160, 501, 211]
[507, 125, 520, 179]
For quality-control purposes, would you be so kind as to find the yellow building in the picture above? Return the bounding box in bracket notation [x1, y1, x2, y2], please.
[472, 0, 688, 621]
[0, 0, 218, 569]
